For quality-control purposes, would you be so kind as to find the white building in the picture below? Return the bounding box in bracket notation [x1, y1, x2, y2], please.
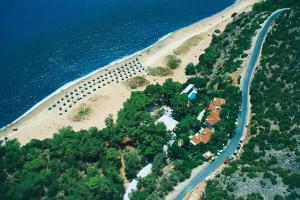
[180, 84, 194, 94]
[197, 109, 206, 121]
[155, 114, 179, 131]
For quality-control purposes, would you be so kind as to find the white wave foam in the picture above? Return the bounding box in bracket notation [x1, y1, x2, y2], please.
[0, 31, 173, 131]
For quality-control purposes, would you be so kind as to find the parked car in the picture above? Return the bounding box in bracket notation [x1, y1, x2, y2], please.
[224, 159, 231, 165]
[229, 155, 235, 160]
[234, 149, 239, 155]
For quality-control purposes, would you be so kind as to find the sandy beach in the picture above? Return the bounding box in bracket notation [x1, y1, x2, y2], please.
[0, 0, 260, 145]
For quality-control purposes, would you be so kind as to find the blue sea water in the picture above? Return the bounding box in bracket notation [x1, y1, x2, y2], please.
[0, 0, 235, 128]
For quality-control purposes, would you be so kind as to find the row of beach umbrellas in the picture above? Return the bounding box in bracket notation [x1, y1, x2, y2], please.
[48, 57, 148, 115]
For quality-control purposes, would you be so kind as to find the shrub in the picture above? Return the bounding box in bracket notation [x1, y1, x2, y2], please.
[148, 67, 172, 76]
[174, 34, 202, 55]
[185, 63, 196, 75]
[69, 103, 91, 121]
[214, 29, 221, 34]
[126, 76, 150, 89]
[231, 12, 238, 18]
[165, 55, 181, 69]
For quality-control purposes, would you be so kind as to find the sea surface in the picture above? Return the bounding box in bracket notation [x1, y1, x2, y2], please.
[0, 0, 235, 128]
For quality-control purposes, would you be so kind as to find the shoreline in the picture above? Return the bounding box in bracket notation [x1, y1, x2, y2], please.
[0, 0, 259, 145]
[0, 32, 174, 132]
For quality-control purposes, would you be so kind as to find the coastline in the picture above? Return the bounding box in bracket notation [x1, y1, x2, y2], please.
[0, 31, 174, 132]
[0, 0, 260, 145]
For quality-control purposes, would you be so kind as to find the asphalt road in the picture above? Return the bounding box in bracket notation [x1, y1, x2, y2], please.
[173, 8, 288, 200]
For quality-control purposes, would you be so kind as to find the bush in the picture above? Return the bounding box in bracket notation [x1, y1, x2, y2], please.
[231, 12, 238, 18]
[165, 55, 181, 69]
[126, 76, 150, 89]
[185, 63, 196, 75]
[148, 67, 172, 76]
[124, 151, 143, 180]
[174, 34, 202, 55]
[214, 29, 221, 34]
[69, 103, 91, 121]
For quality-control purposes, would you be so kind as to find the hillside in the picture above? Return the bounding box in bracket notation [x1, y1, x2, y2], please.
[202, 3, 300, 200]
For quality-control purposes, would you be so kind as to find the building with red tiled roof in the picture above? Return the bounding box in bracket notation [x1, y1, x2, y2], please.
[207, 110, 220, 126]
[206, 98, 226, 126]
[190, 128, 212, 145]
[208, 98, 226, 111]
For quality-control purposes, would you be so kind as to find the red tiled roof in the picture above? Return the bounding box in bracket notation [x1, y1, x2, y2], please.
[207, 98, 225, 125]
[207, 110, 220, 125]
[190, 128, 212, 145]
[208, 98, 226, 111]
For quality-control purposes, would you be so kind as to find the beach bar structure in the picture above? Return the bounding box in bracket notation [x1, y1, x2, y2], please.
[181, 84, 194, 94]
[181, 84, 198, 100]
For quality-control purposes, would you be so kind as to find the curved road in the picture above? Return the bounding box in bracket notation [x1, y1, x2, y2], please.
[174, 8, 288, 200]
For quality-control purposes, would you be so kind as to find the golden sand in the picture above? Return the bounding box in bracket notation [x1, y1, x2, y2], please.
[1, 0, 260, 145]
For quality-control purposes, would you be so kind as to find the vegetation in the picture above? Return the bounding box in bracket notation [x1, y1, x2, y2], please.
[202, 1, 300, 199]
[69, 103, 91, 121]
[148, 66, 173, 76]
[165, 55, 182, 69]
[174, 34, 202, 55]
[126, 76, 150, 89]
[1, 0, 299, 200]
[214, 29, 221, 34]
[185, 63, 196, 75]
[124, 151, 143, 181]
[0, 127, 125, 199]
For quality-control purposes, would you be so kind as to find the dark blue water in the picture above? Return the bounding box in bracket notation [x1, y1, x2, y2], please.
[0, 0, 235, 128]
